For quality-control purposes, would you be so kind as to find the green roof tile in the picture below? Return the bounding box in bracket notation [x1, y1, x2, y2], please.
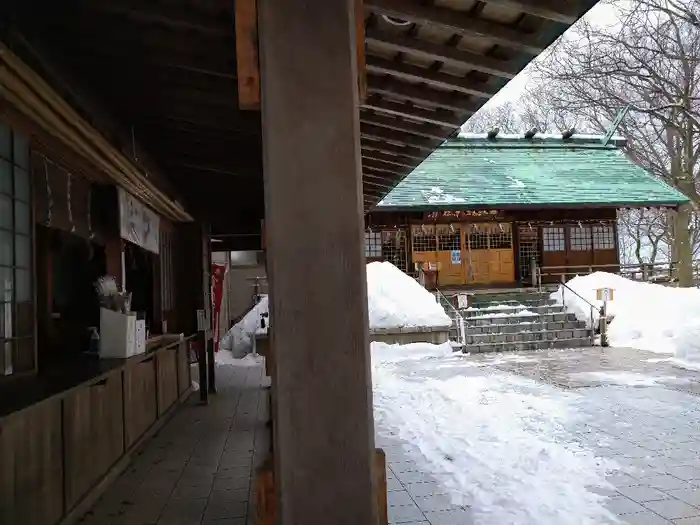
[377, 135, 689, 210]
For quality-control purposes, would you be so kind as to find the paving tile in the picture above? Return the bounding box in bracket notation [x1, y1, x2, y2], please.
[422, 508, 474, 525]
[643, 499, 700, 521]
[405, 481, 449, 497]
[388, 490, 415, 507]
[666, 466, 700, 482]
[673, 517, 700, 524]
[619, 511, 673, 524]
[606, 496, 648, 515]
[667, 488, 700, 507]
[647, 475, 696, 491]
[618, 485, 673, 503]
[388, 501, 426, 523]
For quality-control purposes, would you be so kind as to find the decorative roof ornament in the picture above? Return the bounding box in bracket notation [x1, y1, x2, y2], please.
[562, 127, 576, 140]
[524, 128, 538, 139]
[487, 127, 499, 140]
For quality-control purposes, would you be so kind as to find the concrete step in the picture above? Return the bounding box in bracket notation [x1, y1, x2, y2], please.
[466, 328, 591, 346]
[463, 337, 592, 354]
[469, 298, 558, 309]
[464, 304, 564, 318]
[467, 320, 587, 334]
[467, 312, 573, 326]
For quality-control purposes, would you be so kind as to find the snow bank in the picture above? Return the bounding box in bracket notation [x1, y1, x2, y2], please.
[372, 342, 618, 524]
[366, 262, 451, 329]
[552, 272, 700, 362]
[219, 295, 269, 358]
[372, 341, 454, 363]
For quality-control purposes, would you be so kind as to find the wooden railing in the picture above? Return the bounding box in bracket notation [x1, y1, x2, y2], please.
[537, 261, 680, 285]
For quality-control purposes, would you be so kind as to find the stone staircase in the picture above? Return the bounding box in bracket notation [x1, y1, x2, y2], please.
[440, 290, 594, 353]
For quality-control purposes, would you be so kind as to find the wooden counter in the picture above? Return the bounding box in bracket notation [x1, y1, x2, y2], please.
[0, 335, 194, 525]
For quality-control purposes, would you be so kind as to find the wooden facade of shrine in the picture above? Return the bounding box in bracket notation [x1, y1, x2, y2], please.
[367, 207, 620, 286]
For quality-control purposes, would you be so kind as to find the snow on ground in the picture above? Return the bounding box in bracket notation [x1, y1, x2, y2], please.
[215, 351, 264, 367]
[552, 272, 700, 368]
[469, 309, 538, 319]
[372, 342, 619, 524]
[366, 262, 451, 329]
[219, 295, 269, 358]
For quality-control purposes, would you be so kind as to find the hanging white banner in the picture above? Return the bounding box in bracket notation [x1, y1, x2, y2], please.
[118, 188, 160, 254]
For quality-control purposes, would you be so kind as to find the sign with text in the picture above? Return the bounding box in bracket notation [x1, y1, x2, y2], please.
[451, 250, 461, 265]
[424, 210, 501, 221]
[596, 288, 615, 301]
[118, 188, 160, 254]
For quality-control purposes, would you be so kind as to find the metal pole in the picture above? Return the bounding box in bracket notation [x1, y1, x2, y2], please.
[530, 257, 537, 288]
[600, 300, 609, 347]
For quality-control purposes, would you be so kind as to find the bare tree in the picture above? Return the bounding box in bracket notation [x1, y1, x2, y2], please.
[533, 0, 700, 285]
[461, 100, 521, 133]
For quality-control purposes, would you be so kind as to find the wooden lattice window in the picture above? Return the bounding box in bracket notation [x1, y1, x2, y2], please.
[570, 226, 592, 251]
[381, 230, 408, 272]
[592, 225, 615, 250]
[437, 225, 460, 251]
[542, 227, 565, 252]
[467, 224, 489, 250]
[0, 123, 33, 376]
[489, 223, 512, 249]
[411, 225, 436, 252]
[364, 230, 382, 257]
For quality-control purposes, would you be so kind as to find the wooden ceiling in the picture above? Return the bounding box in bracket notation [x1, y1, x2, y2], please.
[5, 0, 597, 244]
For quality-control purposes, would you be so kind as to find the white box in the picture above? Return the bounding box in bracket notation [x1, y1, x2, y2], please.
[99, 307, 137, 359]
[134, 319, 146, 355]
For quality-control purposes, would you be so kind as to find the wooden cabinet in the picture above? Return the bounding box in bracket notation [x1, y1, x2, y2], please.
[63, 372, 124, 511]
[124, 356, 158, 448]
[156, 349, 178, 416]
[177, 341, 191, 396]
[0, 399, 63, 525]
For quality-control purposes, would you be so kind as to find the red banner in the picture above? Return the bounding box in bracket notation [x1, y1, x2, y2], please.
[211, 263, 226, 352]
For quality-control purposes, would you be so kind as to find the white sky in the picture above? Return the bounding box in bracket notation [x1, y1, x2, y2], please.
[483, 2, 622, 107]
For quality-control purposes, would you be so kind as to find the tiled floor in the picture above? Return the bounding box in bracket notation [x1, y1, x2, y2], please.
[78, 363, 269, 525]
[379, 347, 700, 525]
[82, 347, 700, 525]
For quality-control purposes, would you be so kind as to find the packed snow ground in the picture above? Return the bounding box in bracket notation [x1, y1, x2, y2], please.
[372, 342, 620, 525]
[552, 272, 700, 371]
[366, 261, 451, 329]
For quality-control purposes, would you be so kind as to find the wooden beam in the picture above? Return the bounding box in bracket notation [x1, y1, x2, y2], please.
[361, 150, 418, 168]
[363, 179, 394, 190]
[235, 0, 261, 109]
[361, 137, 425, 159]
[164, 161, 254, 176]
[365, 29, 519, 79]
[360, 111, 447, 140]
[362, 97, 465, 128]
[364, 0, 544, 54]
[356, 0, 368, 102]
[363, 167, 403, 181]
[89, 2, 230, 35]
[362, 157, 407, 174]
[365, 55, 497, 98]
[478, 0, 581, 24]
[361, 123, 442, 150]
[367, 75, 479, 113]
[258, 1, 377, 523]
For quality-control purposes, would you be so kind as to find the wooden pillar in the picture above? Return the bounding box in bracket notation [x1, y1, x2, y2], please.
[258, 1, 377, 524]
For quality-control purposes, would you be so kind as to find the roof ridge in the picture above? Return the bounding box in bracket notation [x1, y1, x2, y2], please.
[454, 133, 626, 148]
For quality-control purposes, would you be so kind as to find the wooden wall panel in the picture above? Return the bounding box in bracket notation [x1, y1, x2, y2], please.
[157, 350, 179, 416]
[63, 372, 124, 511]
[177, 340, 191, 396]
[124, 357, 158, 448]
[0, 399, 63, 525]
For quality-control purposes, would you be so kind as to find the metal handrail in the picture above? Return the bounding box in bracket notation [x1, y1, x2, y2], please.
[536, 268, 598, 344]
[435, 289, 467, 349]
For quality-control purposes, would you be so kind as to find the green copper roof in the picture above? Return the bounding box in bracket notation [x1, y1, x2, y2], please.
[377, 135, 689, 210]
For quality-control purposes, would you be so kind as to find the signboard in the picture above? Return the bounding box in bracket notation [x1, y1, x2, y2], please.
[596, 288, 615, 301]
[457, 293, 470, 309]
[425, 210, 500, 221]
[451, 250, 461, 265]
[118, 188, 160, 254]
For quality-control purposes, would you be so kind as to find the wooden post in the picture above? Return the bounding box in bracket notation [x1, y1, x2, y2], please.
[258, 0, 377, 523]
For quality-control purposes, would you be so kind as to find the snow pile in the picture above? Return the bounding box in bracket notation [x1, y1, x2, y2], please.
[372, 341, 454, 363]
[215, 351, 263, 367]
[219, 295, 269, 358]
[551, 272, 700, 365]
[366, 262, 451, 329]
[372, 342, 618, 524]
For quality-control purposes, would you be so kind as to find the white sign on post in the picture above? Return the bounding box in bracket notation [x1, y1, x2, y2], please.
[596, 288, 615, 302]
[118, 187, 160, 254]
